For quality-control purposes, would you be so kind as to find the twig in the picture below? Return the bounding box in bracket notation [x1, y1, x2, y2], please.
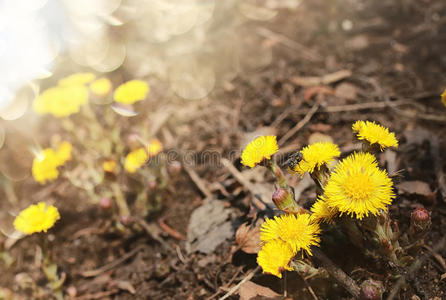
[322, 99, 411, 113]
[300, 275, 318, 300]
[81, 245, 145, 277]
[134, 217, 175, 253]
[387, 236, 446, 300]
[279, 102, 320, 145]
[218, 266, 260, 300]
[313, 248, 360, 298]
[183, 164, 213, 200]
[158, 217, 186, 240]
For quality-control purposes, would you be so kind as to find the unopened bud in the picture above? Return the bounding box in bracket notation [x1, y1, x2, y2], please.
[119, 215, 133, 226]
[148, 180, 158, 190]
[99, 197, 112, 210]
[167, 161, 182, 176]
[359, 279, 384, 300]
[410, 207, 431, 237]
[272, 188, 300, 214]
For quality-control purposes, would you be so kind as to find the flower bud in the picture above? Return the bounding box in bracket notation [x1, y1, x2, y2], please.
[119, 215, 133, 226]
[359, 279, 384, 300]
[410, 206, 431, 237]
[99, 197, 112, 210]
[168, 161, 182, 176]
[148, 180, 158, 190]
[272, 188, 300, 214]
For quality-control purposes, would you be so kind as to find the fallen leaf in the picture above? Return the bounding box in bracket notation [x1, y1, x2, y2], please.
[396, 181, 435, 202]
[238, 281, 280, 300]
[235, 223, 262, 254]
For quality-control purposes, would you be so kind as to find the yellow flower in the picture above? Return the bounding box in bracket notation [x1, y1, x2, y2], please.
[241, 136, 279, 168]
[33, 85, 89, 117]
[352, 120, 398, 151]
[260, 213, 320, 255]
[56, 141, 73, 165]
[146, 139, 163, 156]
[32, 149, 61, 184]
[442, 89, 446, 107]
[90, 78, 112, 96]
[310, 198, 337, 223]
[124, 148, 148, 173]
[293, 142, 340, 175]
[114, 80, 149, 104]
[58, 72, 96, 87]
[323, 152, 395, 220]
[14, 202, 60, 235]
[257, 240, 294, 278]
[102, 160, 117, 173]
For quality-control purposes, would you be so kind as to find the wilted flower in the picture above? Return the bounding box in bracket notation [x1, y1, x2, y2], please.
[293, 141, 340, 175]
[257, 239, 294, 278]
[32, 149, 61, 184]
[260, 213, 320, 255]
[58, 72, 96, 87]
[241, 136, 279, 168]
[124, 148, 148, 173]
[352, 120, 398, 151]
[33, 85, 89, 117]
[90, 78, 112, 96]
[14, 202, 60, 235]
[322, 152, 395, 219]
[113, 80, 149, 104]
[310, 198, 337, 223]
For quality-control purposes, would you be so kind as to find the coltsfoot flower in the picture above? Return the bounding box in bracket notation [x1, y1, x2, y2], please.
[58, 72, 96, 87]
[260, 213, 320, 255]
[102, 160, 117, 173]
[310, 198, 338, 223]
[114, 80, 149, 104]
[124, 148, 148, 173]
[56, 141, 73, 165]
[293, 142, 340, 175]
[146, 139, 163, 156]
[257, 239, 294, 278]
[90, 78, 112, 96]
[442, 89, 446, 107]
[352, 120, 398, 151]
[241, 136, 279, 168]
[32, 149, 61, 184]
[33, 85, 89, 117]
[14, 202, 60, 235]
[322, 152, 395, 219]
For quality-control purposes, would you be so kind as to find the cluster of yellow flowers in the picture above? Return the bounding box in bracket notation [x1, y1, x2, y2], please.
[124, 139, 163, 173]
[32, 141, 73, 184]
[33, 72, 149, 117]
[240, 120, 398, 278]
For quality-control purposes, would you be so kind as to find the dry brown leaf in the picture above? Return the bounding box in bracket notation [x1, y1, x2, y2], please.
[238, 280, 280, 300]
[235, 223, 262, 254]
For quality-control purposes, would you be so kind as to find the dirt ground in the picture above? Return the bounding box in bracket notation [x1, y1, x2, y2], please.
[1, 0, 446, 299]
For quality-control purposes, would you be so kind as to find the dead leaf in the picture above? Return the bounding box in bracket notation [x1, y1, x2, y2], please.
[396, 181, 435, 201]
[239, 281, 280, 300]
[235, 223, 262, 254]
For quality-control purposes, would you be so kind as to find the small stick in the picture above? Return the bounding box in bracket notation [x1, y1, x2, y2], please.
[183, 164, 213, 200]
[158, 217, 186, 241]
[279, 102, 320, 145]
[218, 266, 260, 300]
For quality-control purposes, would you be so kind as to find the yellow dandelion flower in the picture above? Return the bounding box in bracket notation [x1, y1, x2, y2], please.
[56, 141, 72, 165]
[114, 80, 149, 104]
[90, 78, 112, 96]
[257, 240, 294, 278]
[102, 160, 117, 173]
[352, 120, 398, 151]
[32, 149, 60, 184]
[146, 139, 163, 156]
[310, 198, 338, 223]
[14, 202, 60, 235]
[58, 72, 96, 87]
[260, 213, 320, 255]
[33, 85, 89, 117]
[293, 142, 340, 175]
[241, 136, 279, 168]
[323, 152, 395, 220]
[442, 89, 446, 107]
[124, 147, 148, 173]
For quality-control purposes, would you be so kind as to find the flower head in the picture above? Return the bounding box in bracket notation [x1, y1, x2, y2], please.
[260, 213, 320, 255]
[146, 139, 163, 156]
[33, 85, 89, 117]
[14, 202, 60, 235]
[114, 80, 149, 104]
[90, 78, 112, 96]
[352, 120, 398, 151]
[102, 160, 117, 173]
[293, 142, 340, 175]
[58, 72, 96, 87]
[124, 148, 148, 173]
[32, 149, 61, 184]
[241, 136, 279, 168]
[56, 141, 73, 165]
[257, 240, 294, 278]
[310, 198, 338, 223]
[442, 89, 446, 107]
[322, 152, 395, 219]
